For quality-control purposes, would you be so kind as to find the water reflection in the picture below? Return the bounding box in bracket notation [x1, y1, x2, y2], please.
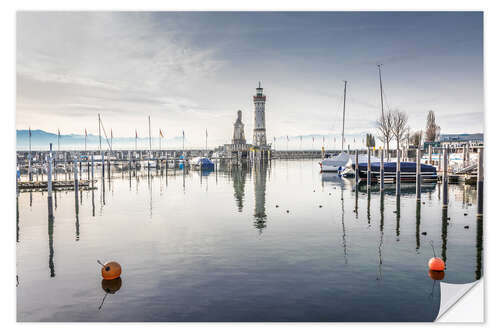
[416, 202, 421, 252]
[253, 161, 268, 233]
[17, 160, 483, 322]
[99, 278, 123, 311]
[476, 216, 483, 280]
[48, 210, 55, 278]
[16, 191, 20, 243]
[441, 207, 448, 263]
[377, 190, 384, 281]
[232, 163, 248, 212]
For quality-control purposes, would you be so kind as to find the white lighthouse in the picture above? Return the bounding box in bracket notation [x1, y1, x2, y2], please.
[253, 81, 267, 147]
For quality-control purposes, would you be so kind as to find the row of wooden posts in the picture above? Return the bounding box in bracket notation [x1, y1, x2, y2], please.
[353, 147, 484, 217]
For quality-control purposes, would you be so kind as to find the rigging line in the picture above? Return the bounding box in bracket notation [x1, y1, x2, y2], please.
[98, 117, 112, 151]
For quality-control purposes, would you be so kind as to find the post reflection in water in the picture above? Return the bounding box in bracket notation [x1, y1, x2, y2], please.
[16, 192, 20, 243]
[354, 184, 359, 219]
[75, 190, 80, 242]
[476, 216, 483, 280]
[48, 209, 55, 278]
[232, 163, 248, 212]
[377, 190, 384, 281]
[416, 201, 421, 251]
[253, 161, 268, 233]
[367, 187, 371, 227]
[341, 183, 347, 264]
[441, 207, 448, 263]
[396, 195, 401, 241]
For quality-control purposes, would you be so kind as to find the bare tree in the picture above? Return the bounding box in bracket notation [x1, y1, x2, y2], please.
[425, 110, 439, 142]
[390, 109, 409, 151]
[376, 109, 394, 155]
[410, 130, 423, 148]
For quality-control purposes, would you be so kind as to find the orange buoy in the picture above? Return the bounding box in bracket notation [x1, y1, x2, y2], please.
[98, 260, 122, 280]
[428, 257, 445, 271]
[428, 270, 445, 281]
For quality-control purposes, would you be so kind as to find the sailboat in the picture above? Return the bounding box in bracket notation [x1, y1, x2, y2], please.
[320, 81, 351, 172]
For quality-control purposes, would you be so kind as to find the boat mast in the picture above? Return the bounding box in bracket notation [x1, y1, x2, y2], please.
[341, 80, 347, 152]
[378, 64, 384, 119]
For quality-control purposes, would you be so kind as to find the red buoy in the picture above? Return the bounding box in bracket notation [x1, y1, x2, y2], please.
[98, 260, 122, 280]
[428, 257, 445, 271]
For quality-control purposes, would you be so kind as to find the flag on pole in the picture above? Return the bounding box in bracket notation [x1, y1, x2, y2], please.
[135, 129, 138, 138]
[111, 129, 113, 139]
[58, 129, 60, 136]
[312, 136, 315, 142]
[354, 137, 356, 143]
[85, 128, 87, 137]
[182, 130, 185, 137]
[287, 135, 289, 141]
[29, 127, 31, 137]
[159, 129, 164, 138]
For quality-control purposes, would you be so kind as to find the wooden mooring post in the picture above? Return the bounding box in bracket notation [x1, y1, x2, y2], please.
[396, 148, 401, 196]
[416, 148, 421, 201]
[91, 154, 94, 181]
[380, 149, 384, 191]
[443, 147, 449, 208]
[477, 148, 483, 217]
[73, 157, 79, 202]
[355, 149, 359, 185]
[367, 148, 371, 187]
[47, 143, 54, 218]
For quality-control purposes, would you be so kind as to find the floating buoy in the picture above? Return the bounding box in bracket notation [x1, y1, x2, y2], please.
[275, 205, 279, 208]
[464, 225, 469, 229]
[421, 232, 427, 235]
[464, 213, 468, 216]
[286, 210, 290, 213]
[428, 270, 445, 281]
[319, 205, 322, 208]
[98, 260, 122, 280]
[428, 241, 445, 271]
[428, 257, 445, 271]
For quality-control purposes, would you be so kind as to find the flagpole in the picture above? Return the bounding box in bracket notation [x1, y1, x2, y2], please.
[28, 127, 32, 181]
[84, 129, 87, 154]
[135, 129, 138, 152]
[205, 129, 208, 156]
[98, 114, 102, 154]
[148, 116, 152, 159]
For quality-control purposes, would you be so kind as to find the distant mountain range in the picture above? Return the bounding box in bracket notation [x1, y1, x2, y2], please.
[16, 129, 186, 150]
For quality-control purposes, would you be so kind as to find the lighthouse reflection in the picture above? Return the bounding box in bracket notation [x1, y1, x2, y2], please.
[253, 161, 268, 233]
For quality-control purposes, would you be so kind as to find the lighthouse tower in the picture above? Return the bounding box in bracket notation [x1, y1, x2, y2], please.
[253, 81, 267, 147]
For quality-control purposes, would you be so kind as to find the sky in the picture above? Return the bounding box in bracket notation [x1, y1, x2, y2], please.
[16, 11, 483, 149]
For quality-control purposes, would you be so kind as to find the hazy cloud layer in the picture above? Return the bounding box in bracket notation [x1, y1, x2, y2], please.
[17, 11, 483, 149]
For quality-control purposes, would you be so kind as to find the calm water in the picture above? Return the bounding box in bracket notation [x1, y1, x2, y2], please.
[16, 160, 482, 322]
